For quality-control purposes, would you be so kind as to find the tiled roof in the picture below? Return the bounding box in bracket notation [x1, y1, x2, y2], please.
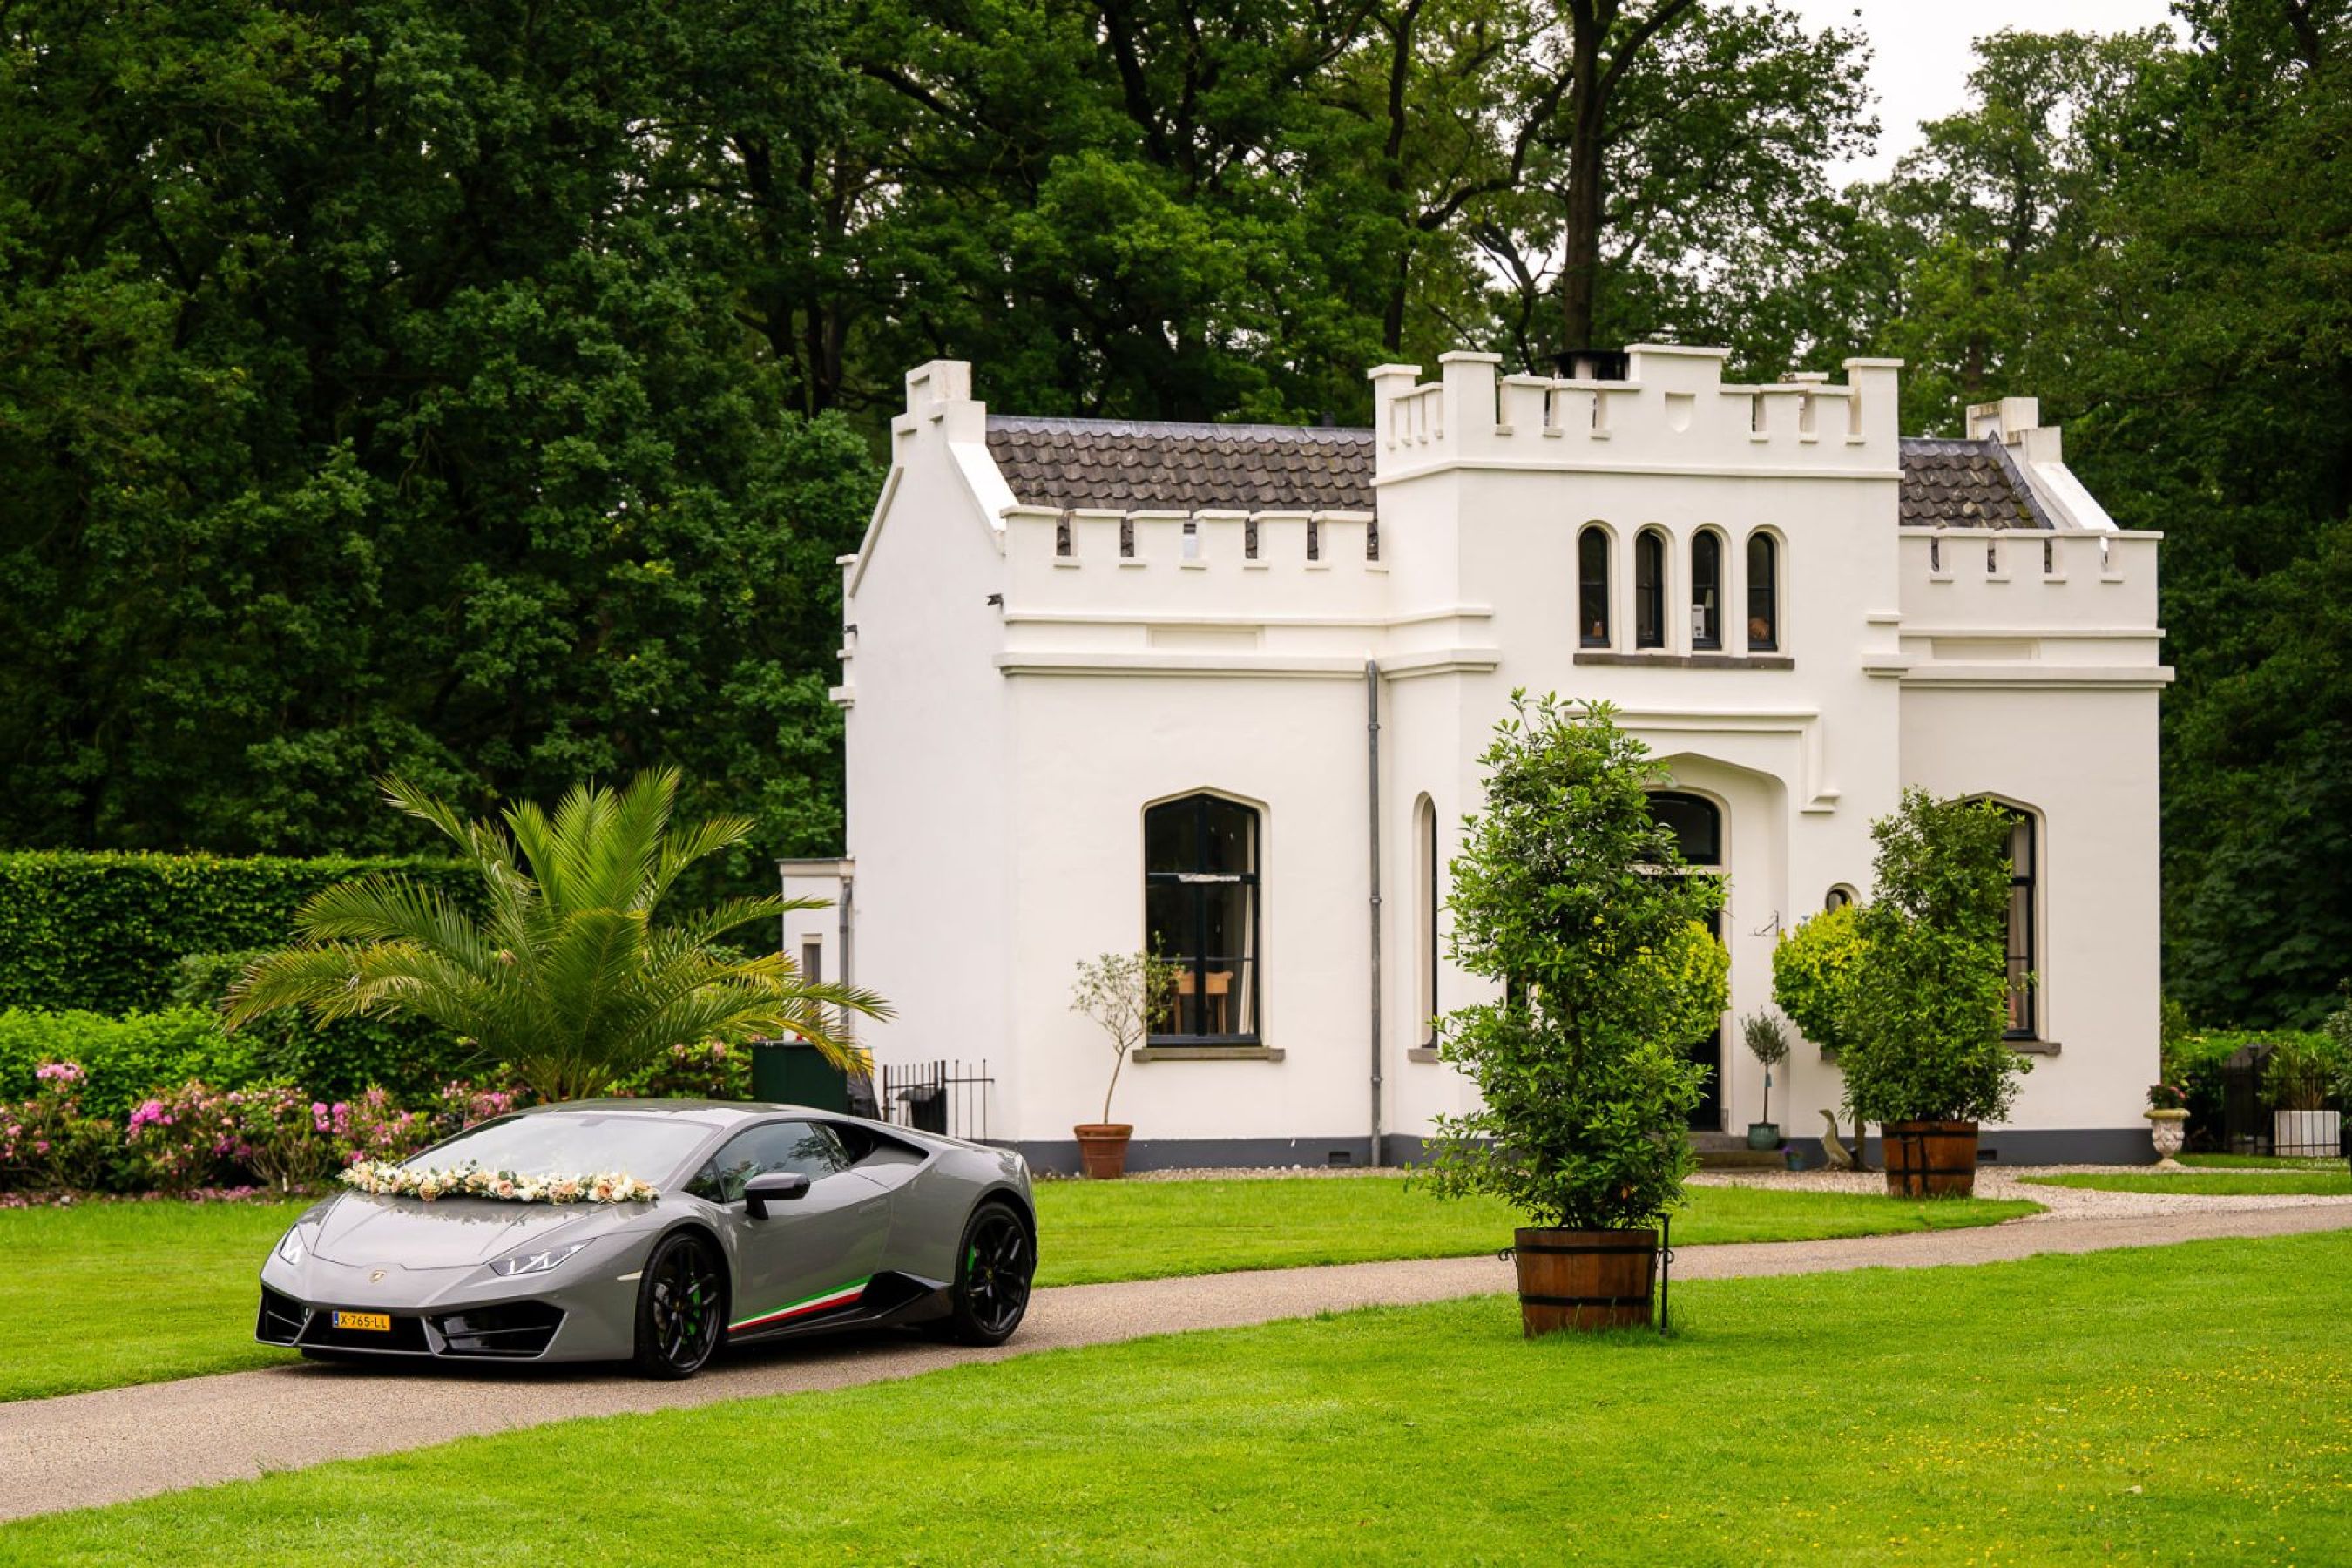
[1896, 437, 2053, 529]
[984, 416, 2051, 529]
[985, 415, 1375, 513]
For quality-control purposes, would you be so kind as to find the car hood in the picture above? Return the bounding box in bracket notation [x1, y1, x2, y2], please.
[309, 1192, 628, 1269]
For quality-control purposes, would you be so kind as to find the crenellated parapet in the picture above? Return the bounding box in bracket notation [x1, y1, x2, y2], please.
[1368, 346, 1903, 482]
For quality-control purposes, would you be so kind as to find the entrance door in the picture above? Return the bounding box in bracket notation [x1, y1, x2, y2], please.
[1647, 792, 1725, 1133]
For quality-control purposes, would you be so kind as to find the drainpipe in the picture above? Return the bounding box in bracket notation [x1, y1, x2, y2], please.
[1366, 661, 1384, 1166]
[838, 873, 855, 1047]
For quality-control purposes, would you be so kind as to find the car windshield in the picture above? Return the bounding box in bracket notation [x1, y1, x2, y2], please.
[403, 1114, 713, 1183]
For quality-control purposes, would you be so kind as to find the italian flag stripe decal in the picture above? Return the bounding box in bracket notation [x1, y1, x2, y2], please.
[730, 1276, 871, 1332]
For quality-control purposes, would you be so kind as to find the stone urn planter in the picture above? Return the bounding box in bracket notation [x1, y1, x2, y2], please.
[1511, 1227, 1658, 1335]
[2144, 1107, 2188, 1168]
[1073, 1123, 1133, 1179]
[1881, 1119, 1980, 1198]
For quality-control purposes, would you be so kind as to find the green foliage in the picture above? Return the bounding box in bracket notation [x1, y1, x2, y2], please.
[1841, 790, 2026, 1126]
[0, 853, 476, 1015]
[0, 1009, 259, 1125]
[226, 771, 888, 1101]
[1421, 694, 1727, 1231]
[166, 950, 468, 1105]
[1770, 903, 1868, 1058]
[1069, 951, 1186, 1125]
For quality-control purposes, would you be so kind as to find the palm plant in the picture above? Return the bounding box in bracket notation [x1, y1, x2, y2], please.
[225, 770, 887, 1102]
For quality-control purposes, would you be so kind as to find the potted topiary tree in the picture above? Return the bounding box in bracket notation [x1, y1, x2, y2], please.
[1069, 951, 1182, 1179]
[1772, 901, 1869, 1168]
[1841, 789, 2028, 1198]
[1740, 1011, 1789, 1149]
[1420, 693, 1728, 1336]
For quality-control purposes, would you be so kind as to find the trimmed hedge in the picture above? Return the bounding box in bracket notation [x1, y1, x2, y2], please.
[0, 851, 476, 1014]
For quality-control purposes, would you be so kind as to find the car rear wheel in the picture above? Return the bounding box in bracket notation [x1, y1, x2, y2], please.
[632, 1229, 725, 1379]
[936, 1201, 1034, 1347]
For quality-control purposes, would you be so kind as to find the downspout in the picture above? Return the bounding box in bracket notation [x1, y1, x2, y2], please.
[838, 874, 855, 1048]
[1366, 661, 1384, 1166]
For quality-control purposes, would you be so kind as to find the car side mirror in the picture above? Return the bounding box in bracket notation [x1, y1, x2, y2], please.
[742, 1172, 811, 1220]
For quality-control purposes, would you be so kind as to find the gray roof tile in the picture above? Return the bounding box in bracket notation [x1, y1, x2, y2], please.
[985, 415, 2051, 529]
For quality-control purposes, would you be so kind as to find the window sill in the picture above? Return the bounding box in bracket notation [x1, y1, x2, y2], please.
[1575, 652, 1793, 670]
[1407, 1046, 1442, 1064]
[2008, 1038, 2062, 1056]
[1132, 1045, 1286, 1063]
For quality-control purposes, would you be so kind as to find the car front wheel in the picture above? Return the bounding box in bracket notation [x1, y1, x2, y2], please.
[632, 1229, 726, 1379]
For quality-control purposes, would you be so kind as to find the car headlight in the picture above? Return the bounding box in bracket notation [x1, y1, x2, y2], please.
[488, 1243, 590, 1279]
[275, 1226, 309, 1265]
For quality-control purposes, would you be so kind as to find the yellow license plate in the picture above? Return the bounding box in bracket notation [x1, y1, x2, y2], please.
[332, 1310, 392, 1333]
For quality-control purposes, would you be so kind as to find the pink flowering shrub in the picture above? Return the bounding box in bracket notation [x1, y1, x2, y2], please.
[0, 1062, 118, 1191]
[434, 1079, 526, 1137]
[125, 1081, 240, 1190]
[220, 1084, 335, 1193]
[312, 1086, 432, 1167]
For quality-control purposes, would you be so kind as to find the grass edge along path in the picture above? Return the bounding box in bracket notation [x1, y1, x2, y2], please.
[0, 1179, 2038, 1404]
[2019, 1170, 2352, 1197]
[2, 1231, 2344, 1566]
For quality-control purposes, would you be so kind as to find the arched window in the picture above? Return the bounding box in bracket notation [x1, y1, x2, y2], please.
[1415, 794, 1439, 1044]
[1691, 530, 1724, 650]
[1145, 794, 1261, 1042]
[1825, 884, 1857, 911]
[1578, 526, 1611, 648]
[1634, 529, 1667, 649]
[1747, 533, 1779, 652]
[1646, 789, 1725, 1132]
[2001, 809, 2037, 1039]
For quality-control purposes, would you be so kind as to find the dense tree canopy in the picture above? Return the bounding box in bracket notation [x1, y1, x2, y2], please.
[1, 0, 2345, 1023]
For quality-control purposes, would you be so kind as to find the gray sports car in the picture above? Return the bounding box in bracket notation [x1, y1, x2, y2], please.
[256, 1099, 1037, 1378]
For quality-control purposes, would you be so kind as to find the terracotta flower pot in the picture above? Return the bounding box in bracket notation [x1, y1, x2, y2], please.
[1073, 1123, 1133, 1179]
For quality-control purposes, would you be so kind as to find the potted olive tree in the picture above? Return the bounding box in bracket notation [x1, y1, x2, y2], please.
[1069, 951, 1182, 1179]
[1772, 902, 1869, 1169]
[1740, 1011, 1790, 1149]
[1841, 790, 2027, 1198]
[1420, 693, 1728, 1336]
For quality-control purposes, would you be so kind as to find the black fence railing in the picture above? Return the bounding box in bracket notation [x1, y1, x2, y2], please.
[878, 1059, 993, 1144]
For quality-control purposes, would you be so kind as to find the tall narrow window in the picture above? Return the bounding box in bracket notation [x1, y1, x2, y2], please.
[1691, 531, 1723, 650]
[1635, 529, 1666, 649]
[1747, 533, 1779, 652]
[1646, 790, 1726, 1132]
[2002, 810, 2037, 1039]
[1145, 794, 1261, 1042]
[1578, 527, 1611, 647]
[1415, 795, 1439, 1045]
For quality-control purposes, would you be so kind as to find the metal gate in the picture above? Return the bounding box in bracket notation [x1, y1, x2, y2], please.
[877, 1059, 994, 1143]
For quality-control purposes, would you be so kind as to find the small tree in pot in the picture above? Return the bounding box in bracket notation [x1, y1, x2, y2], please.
[1069, 951, 1183, 1179]
[1420, 693, 1728, 1335]
[1772, 902, 1869, 1167]
[1740, 1010, 1790, 1148]
[1841, 789, 2026, 1197]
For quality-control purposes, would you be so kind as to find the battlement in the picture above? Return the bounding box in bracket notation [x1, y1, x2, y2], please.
[999, 503, 1392, 624]
[1369, 346, 1903, 480]
[1898, 526, 2161, 632]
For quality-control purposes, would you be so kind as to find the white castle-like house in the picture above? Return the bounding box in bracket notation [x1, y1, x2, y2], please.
[783, 347, 2169, 1169]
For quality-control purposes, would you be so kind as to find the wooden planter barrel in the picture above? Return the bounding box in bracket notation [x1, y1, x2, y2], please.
[1511, 1227, 1658, 1336]
[1882, 1120, 1980, 1198]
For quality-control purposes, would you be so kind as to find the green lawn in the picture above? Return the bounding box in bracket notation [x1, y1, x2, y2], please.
[6, 1233, 2345, 1565]
[2183, 1152, 2345, 1171]
[0, 1179, 2036, 1404]
[2021, 1170, 2352, 1197]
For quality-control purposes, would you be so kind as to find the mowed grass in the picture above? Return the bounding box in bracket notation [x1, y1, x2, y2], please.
[2021, 1170, 2352, 1197]
[2183, 1152, 2344, 1171]
[0, 1178, 2035, 1403]
[1031, 1175, 2038, 1284]
[6, 1233, 2347, 1566]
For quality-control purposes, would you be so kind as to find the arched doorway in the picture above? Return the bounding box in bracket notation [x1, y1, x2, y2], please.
[1648, 790, 1725, 1132]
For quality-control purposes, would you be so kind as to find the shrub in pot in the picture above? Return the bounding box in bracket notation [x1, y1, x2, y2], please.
[1841, 790, 2027, 1197]
[1068, 951, 1182, 1178]
[1740, 1011, 1790, 1149]
[1419, 694, 1728, 1335]
[1772, 902, 1869, 1167]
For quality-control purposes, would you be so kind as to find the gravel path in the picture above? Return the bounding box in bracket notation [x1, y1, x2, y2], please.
[4, 1202, 2350, 1524]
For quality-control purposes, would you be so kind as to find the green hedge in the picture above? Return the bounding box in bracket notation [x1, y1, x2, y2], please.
[0, 851, 476, 1015]
[168, 952, 476, 1105]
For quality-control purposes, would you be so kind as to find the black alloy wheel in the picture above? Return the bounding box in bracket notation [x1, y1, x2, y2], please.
[633, 1230, 725, 1379]
[942, 1202, 1034, 1347]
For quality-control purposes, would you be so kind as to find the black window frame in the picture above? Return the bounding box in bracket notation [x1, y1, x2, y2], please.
[1747, 532, 1780, 652]
[1691, 530, 1724, 650]
[1578, 525, 1612, 648]
[1634, 529, 1667, 650]
[1418, 794, 1440, 1046]
[1145, 794, 1263, 1046]
[2000, 809, 2038, 1040]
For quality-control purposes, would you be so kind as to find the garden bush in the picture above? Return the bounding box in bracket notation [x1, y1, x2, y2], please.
[0, 1008, 259, 1125]
[172, 951, 470, 1105]
[2161, 1028, 2340, 1148]
[0, 851, 475, 1014]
